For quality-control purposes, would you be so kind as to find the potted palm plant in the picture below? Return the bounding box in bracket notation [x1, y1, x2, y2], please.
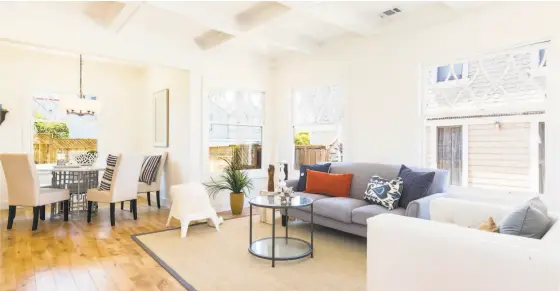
[204, 152, 254, 215]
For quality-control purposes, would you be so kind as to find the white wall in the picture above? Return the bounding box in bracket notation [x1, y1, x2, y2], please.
[199, 50, 272, 211]
[272, 2, 560, 198]
[0, 44, 147, 208]
[143, 67, 190, 204]
[0, 44, 271, 211]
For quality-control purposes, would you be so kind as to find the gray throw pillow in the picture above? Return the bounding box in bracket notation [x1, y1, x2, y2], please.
[397, 165, 435, 208]
[499, 197, 551, 239]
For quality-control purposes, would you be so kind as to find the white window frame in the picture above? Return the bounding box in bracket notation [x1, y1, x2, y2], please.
[203, 88, 267, 178]
[424, 114, 544, 195]
[291, 85, 344, 170]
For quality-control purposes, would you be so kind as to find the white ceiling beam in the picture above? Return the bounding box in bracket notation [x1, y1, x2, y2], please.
[146, 1, 316, 54]
[280, 2, 380, 36]
[84, 2, 141, 33]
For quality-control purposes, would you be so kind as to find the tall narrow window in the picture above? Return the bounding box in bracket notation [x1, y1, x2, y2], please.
[292, 85, 343, 169]
[437, 126, 462, 186]
[208, 90, 264, 172]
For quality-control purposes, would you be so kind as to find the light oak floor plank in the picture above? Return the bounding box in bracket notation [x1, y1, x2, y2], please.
[1, 198, 250, 291]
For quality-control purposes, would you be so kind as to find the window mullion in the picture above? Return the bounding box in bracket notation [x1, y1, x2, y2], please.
[461, 124, 469, 187]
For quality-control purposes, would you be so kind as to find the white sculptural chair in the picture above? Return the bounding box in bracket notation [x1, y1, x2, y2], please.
[0, 153, 70, 231]
[86, 154, 144, 226]
[166, 183, 223, 238]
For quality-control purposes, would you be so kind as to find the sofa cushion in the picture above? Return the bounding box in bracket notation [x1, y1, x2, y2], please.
[297, 163, 331, 191]
[330, 163, 401, 200]
[294, 192, 330, 202]
[328, 163, 449, 200]
[313, 197, 369, 223]
[305, 170, 353, 197]
[500, 197, 551, 239]
[397, 165, 435, 208]
[364, 176, 403, 210]
[351, 205, 405, 225]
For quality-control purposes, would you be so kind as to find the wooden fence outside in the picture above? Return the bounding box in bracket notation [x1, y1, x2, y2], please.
[209, 144, 262, 171]
[34, 133, 97, 164]
[294, 145, 329, 169]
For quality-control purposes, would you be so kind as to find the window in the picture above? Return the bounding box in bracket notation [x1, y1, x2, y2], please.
[292, 85, 343, 169]
[32, 94, 98, 164]
[208, 90, 264, 172]
[539, 48, 547, 68]
[436, 63, 467, 82]
[436, 126, 462, 186]
[424, 42, 548, 193]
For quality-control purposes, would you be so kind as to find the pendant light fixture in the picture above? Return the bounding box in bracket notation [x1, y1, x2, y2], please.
[64, 54, 98, 116]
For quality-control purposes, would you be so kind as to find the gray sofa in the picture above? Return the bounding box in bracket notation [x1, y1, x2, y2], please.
[282, 162, 449, 237]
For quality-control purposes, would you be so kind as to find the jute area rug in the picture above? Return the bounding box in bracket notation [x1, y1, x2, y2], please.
[132, 215, 366, 291]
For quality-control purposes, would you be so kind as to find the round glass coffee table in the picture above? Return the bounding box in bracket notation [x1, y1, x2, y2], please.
[248, 195, 314, 267]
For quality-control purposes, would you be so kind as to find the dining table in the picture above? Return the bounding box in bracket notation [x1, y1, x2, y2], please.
[36, 164, 105, 218]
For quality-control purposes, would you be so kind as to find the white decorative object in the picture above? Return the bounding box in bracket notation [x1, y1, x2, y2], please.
[166, 183, 223, 238]
[259, 190, 275, 224]
[75, 152, 98, 166]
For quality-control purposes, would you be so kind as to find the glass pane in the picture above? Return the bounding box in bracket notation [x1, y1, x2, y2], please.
[33, 95, 98, 165]
[437, 126, 462, 186]
[425, 42, 548, 114]
[436, 65, 450, 82]
[539, 49, 547, 67]
[209, 124, 262, 171]
[208, 90, 264, 125]
[293, 125, 342, 170]
[292, 85, 343, 125]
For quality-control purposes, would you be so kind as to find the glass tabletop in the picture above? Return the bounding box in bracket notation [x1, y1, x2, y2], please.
[249, 195, 313, 208]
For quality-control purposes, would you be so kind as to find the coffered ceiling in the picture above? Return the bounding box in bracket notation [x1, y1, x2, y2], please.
[0, 1, 489, 58]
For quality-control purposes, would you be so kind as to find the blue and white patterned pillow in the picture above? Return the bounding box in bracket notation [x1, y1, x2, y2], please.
[364, 176, 403, 210]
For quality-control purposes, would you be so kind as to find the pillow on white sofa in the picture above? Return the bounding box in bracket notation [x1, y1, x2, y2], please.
[500, 197, 551, 239]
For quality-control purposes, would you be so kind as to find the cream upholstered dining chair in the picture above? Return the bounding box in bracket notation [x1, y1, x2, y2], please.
[121, 152, 167, 211]
[0, 153, 70, 231]
[86, 153, 144, 226]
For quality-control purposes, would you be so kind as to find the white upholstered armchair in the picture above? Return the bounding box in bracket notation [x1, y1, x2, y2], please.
[367, 197, 560, 291]
[0, 153, 70, 231]
[87, 154, 144, 226]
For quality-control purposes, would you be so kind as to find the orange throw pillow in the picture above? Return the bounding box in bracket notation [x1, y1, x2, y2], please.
[305, 169, 353, 197]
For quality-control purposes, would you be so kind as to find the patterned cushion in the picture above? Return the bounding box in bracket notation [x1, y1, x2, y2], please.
[98, 154, 119, 191]
[139, 155, 162, 185]
[364, 176, 403, 210]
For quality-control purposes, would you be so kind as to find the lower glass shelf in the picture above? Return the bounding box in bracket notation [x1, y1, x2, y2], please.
[249, 237, 312, 260]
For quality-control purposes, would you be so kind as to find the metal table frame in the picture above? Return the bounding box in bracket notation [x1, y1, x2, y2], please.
[248, 197, 314, 268]
[36, 166, 104, 218]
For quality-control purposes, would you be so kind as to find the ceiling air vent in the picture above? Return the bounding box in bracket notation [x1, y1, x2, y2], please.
[379, 8, 402, 19]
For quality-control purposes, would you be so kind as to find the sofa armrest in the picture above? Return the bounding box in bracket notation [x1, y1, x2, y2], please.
[430, 197, 515, 227]
[367, 214, 560, 291]
[404, 193, 446, 219]
[285, 179, 299, 190]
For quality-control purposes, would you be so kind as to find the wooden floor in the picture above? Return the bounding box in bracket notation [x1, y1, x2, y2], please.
[0, 200, 250, 291]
